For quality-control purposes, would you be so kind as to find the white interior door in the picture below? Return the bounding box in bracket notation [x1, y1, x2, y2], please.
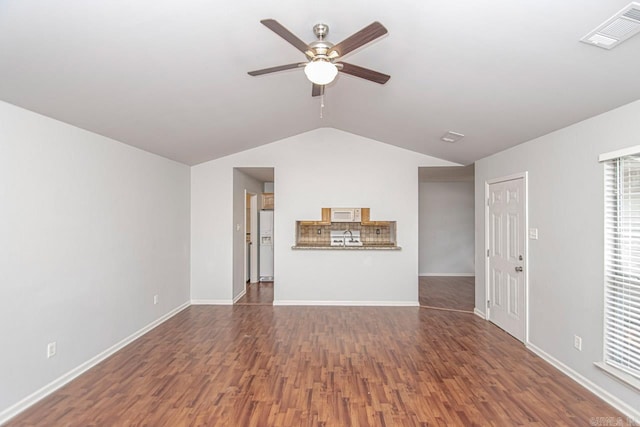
[487, 176, 526, 342]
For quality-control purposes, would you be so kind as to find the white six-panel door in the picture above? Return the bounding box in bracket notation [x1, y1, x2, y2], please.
[487, 176, 526, 342]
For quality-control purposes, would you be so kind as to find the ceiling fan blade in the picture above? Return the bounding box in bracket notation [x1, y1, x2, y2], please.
[260, 19, 309, 54]
[248, 63, 303, 76]
[312, 84, 325, 97]
[337, 62, 390, 84]
[329, 22, 387, 58]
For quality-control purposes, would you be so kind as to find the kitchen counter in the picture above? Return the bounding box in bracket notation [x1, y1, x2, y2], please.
[292, 244, 401, 250]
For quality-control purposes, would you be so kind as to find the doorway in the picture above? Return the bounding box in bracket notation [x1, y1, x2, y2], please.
[233, 167, 275, 305]
[237, 190, 274, 306]
[418, 165, 475, 312]
[485, 173, 528, 342]
[238, 189, 274, 306]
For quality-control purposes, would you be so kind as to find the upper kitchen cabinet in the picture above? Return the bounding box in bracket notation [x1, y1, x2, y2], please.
[360, 208, 388, 226]
[298, 208, 331, 226]
[261, 193, 274, 210]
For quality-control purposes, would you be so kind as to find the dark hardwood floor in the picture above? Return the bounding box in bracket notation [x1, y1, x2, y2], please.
[7, 305, 623, 426]
[235, 281, 274, 305]
[419, 276, 475, 313]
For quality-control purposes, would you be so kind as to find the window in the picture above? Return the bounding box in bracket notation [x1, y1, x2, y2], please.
[603, 153, 640, 381]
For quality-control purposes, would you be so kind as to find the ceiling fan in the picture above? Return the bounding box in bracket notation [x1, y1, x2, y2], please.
[248, 19, 390, 97]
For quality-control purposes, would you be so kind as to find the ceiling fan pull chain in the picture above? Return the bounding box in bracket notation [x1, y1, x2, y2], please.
[320, 92, 325, 119]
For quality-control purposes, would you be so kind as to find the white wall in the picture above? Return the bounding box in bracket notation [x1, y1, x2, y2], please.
[0, 101, 191, 419]
[419, 181, 474, 275]
[192, 128, 456, 305]
[475, 99, 640, 418]
[232, 169, 262, 299]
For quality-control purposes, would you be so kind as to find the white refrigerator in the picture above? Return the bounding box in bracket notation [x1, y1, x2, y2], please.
[259, 210, 274, 281]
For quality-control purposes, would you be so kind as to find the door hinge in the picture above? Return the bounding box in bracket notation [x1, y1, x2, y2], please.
[487, 249, 489, 257]
[487, 299, 490, 308]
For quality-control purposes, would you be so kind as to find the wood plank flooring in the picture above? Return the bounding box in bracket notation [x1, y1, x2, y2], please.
[7, 305, 623, 426]
[239, 277, 474, 311]
[419, 276, 475, 313]
[235, 282, 274, 305]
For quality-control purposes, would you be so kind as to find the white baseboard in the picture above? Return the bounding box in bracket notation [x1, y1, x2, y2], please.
[526, 342, 640, 423]
[232, 289, 247, 304]
[0, 301, 190, 426]
[190, 299, 233, 305]
[274, 300, 419, 307]
[419, 273, 475, 277]
[474, 308, 486, 319]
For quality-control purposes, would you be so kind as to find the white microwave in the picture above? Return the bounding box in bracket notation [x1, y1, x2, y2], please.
[330, 208, 362, 223]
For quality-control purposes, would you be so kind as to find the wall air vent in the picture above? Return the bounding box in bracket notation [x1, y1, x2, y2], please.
[581, 2, 640, 49]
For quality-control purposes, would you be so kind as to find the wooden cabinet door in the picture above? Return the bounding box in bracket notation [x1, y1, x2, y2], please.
[261, 193, 274, 210]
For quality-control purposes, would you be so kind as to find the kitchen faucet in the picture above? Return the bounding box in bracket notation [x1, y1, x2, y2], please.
[343, 230, 353, 245]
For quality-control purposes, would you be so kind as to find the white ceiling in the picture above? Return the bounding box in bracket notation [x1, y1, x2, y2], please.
[238, 167, 274, 183]
[1, 1, 640, 166]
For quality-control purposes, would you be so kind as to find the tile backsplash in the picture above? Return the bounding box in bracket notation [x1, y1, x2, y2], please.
[296, 222, 396, 246]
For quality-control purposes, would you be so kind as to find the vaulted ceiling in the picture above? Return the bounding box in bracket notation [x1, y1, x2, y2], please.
[1, 1, 640, 165]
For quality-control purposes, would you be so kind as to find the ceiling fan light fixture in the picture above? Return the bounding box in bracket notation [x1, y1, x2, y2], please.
[248, 20, 390, 95]
[304, 59, 338, 85]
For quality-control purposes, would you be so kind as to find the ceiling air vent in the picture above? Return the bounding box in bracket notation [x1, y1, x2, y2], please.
[441, 131, 464, 143]
[581, 2, 640, 49]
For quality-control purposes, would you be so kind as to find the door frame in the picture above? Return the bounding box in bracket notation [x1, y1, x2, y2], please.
[244, 191, 259, 287]
[484, 172, 529, 343]
[249, 193, 258, 283]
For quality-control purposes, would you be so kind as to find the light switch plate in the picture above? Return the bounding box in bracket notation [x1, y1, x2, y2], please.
[47, 342, 56, 358]
[529, 228, 538, 240]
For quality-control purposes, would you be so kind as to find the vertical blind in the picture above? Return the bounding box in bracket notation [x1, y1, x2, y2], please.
[604, 155, 640, 379]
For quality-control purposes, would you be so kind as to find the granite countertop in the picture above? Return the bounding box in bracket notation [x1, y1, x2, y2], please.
[292, 244, 401, 251]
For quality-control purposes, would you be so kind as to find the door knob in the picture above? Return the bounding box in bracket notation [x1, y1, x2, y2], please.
[515, 266, 523, 272]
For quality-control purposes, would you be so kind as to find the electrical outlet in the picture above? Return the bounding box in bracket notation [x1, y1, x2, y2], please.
[47, 342, 56, 358]
[574, 335, 582, 351]
[153, 295, 158, 305]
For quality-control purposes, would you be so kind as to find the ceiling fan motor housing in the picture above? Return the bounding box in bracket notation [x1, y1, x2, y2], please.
[313, 23, 329, 40]
[309, 24, 334, 58]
